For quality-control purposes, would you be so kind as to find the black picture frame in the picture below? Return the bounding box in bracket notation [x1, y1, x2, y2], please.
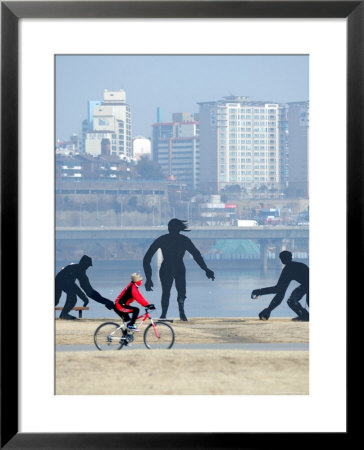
[1, 1, 354, 448]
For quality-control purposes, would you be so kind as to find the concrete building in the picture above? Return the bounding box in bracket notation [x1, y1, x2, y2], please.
[198, 96, 282, 194]
[55, 153, 137, 180]
[278, 106, 289, 193]
[80, 101, 102, 153]
[198, 194, 237, 226]
[83, 89, 132, 158]
[152, 112, 200, 189]
[56, 133, 80, 155]
[286, 101, 309, 198]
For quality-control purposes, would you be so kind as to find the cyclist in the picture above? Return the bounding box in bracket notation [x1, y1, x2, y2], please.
[251, 250, 309, 321]
[114, 273, 155, 330]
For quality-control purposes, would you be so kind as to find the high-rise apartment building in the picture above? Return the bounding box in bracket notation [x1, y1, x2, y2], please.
[279, 105, 290, 192]
[83, 89, 132, 159]
[152, 112, 200, 189]
[286, 101, 309, 198]
[198, 96, 282, 194]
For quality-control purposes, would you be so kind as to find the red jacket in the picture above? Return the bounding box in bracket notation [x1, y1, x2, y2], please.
[115, 282, 149, 308]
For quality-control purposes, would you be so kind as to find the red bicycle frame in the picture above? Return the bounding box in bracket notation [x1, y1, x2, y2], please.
[134, 310, 161, 338]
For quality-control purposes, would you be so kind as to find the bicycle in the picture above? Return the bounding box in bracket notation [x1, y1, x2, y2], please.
[94, 307, 175, 350]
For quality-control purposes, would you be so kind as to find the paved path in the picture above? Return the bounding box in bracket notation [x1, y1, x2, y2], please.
[56, 343, 309, 352]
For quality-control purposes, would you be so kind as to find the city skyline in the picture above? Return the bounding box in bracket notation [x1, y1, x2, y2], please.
[56, 55, 309, 141]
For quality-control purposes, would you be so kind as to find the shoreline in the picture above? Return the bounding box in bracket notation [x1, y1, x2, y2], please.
[56, 258, 309, 271]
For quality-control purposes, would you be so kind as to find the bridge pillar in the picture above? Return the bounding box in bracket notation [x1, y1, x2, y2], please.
[259, 240, 268, 272]
[273, 239, 288, 268]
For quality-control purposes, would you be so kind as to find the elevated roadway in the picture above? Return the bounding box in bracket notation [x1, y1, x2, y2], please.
[56, 226, 309, 271]
[55, 225, 309, 241]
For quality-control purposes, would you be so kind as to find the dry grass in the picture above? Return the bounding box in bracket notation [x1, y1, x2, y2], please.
[56, 349, 308, 395]
[55, 317, 309, 395]
[55, 316, 309, 345]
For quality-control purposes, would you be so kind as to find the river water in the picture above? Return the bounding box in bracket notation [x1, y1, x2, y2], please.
[55, 260, 308, 319]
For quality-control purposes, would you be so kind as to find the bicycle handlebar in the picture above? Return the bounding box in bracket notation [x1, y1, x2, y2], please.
[143, 307, 174, 323]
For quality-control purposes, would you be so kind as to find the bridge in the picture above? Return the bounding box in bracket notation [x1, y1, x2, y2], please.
[55, 225, 309, 241]
[56, 226, 309, 271]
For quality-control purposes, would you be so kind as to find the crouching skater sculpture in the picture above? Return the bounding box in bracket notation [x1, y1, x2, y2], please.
[251, 250, 309, 321]
[55, 255, 114, 320]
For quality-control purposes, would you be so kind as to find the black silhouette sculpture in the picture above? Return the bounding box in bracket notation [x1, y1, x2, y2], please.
[251, 250, 309, 321]
[55, 255, 114, 320]
[143, 218, 215, 321]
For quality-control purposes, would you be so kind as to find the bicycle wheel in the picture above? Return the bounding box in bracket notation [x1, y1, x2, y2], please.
[94, 322, 125, 351]
[143, 321, 175, 349]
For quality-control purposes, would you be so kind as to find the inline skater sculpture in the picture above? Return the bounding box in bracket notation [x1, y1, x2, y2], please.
[251, 250, 309, 321]
[143, 218, 215, 321]
[55, 255, 114, 320]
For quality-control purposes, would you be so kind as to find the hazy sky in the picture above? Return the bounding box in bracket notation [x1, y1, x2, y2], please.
[56, 54, 309, 141]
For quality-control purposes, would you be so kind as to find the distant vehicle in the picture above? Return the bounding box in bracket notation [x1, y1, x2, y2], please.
[236, 219, 258, 227]
[265, 216, 281, 225]
[255, 208, 281, 225]
[258, 208, 280, 218]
